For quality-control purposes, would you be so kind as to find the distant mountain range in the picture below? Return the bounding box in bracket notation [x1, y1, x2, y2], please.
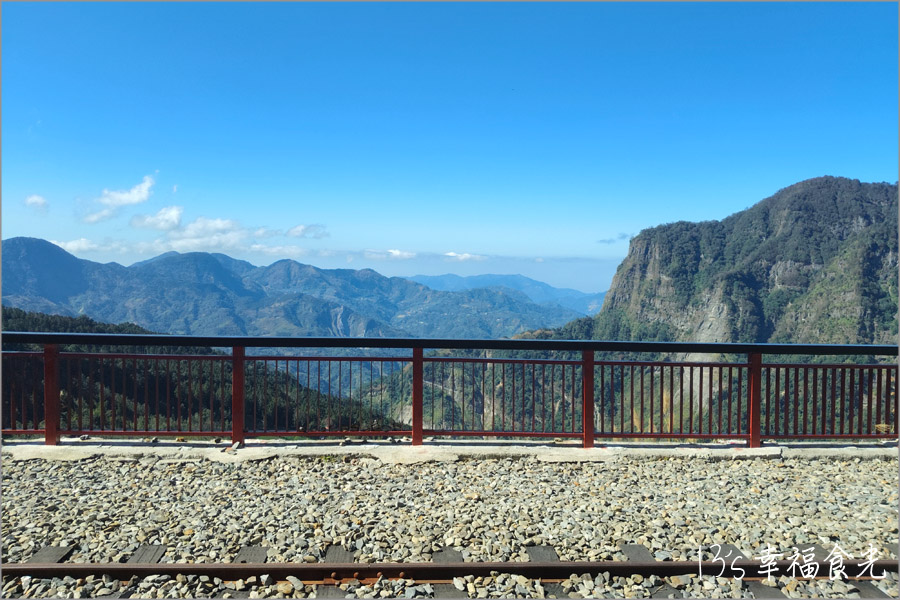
[1, 237, 582, 339]
[531, 176, 898, 346]
[407, 274, 606, 315]
[4, 176, 895, 347]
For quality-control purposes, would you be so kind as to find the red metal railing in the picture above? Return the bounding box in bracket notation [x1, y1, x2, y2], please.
[2, 333, 897, 448]
[761, 363, 898, 438]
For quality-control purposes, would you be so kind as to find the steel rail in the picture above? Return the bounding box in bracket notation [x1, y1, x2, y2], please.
[4, 331, 897, 356]
[5, 559, 897, 581]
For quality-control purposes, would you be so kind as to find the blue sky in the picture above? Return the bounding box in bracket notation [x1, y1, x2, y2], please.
[3, 2, 897, 293]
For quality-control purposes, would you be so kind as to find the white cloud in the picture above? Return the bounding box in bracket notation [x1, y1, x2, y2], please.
[50, 238, 129, 254]
[165, 217, 248, 251]
[364, 249, 417, 260]
[131, 206, 183, 230]
[253, 227, 280, 239]
[84, 207, 115, 223]
[249, 244, 309, 257]
[25, 195, 48, 211]
[84, 175, 155, 222]
[444, 251, 486, 262]
[597, 232, 632, 244]
[172, 184, 178, 194]
[52, 238, 100, 253]
[98, 175, 155, 207]
[171, 216, 240, 239]
[287, 224, 328, 239]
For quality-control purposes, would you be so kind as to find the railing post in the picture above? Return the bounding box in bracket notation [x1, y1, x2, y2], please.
[43, 344, 60, 445]
[748, 352, 762, 448]
[412, 347, 423, 445]
[582, 350, 595, 449]
[232, 346, 245, 445]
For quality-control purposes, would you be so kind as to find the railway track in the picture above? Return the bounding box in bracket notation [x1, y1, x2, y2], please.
[3, 542, 897, 598]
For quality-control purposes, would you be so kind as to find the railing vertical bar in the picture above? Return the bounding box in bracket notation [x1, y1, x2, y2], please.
[43, 344, 60, 444]
[220, 359, 226, 434]
[810, 367, 817, 435]
[189, 359, 195, 433]
[412, 347, 423, 445]
[846, 366, 853, 435]
[617, 365, 623, 434]
[668, 366, 674, 434]
[854, 366, 862, 435]
[336, 360, 342, 433]
[378, 361, 384, 432]
[454, 360, 459, 431]
[463, 361, 468, 432]
[795, 366, 801, 436]
[559, 364, 565, 433]
[78, 358, 86, 433]
[440, 360, 445, 430]
[582, 350, 594, 447]
[627, 364, 633, 434]
[697, 366, 703, 434]
[63, 358, 71, 433]
[357, 361, 363, 431]
[165, 359, 171, 432]
[111, 358, 118, 431]
[570, 363, 576, 434]
[327, 361, 332, 433]
[491, 361, 496, 432]
[866, 367, 874, 435]
[770, 367, 778, 436]
[314, 361, 320, 433]
[99, 357, 107, 431]
[427, 360, 432, 430]
[802, 367, 809, 436]
[707, 365, 713, 434]
[810, 367, 818, 435]
[30, 355, 36, 430]
[522, 363, 527, 433]
[144, 359, 150, 432]
[649, 365, 655, 434]
[876, 367, 884, 432]
[541, 363, 548, 433]
[132, 357, 139, 432]
[502, 362, 507, 432]
[480, 361, 486, 432]
[10, 358, 18, 431]
[285, 360, 291, 431]
[747, 353, 762, 448]
[180, 359, 186, 434]
[527, 363, 533, 434]
[369, 360, 374, 432]
[688, 366, 694, 434]
[717, 366, 722, 435]
[819, 367, 826, 435]
[637, 366, 644, 434]
[726, 366, 733, 435]
[658, 365, 664, 434]
[735, 366, 743, 435]
[887, 365, 900, 433]
[549, 363, 555, 433]
[828, 367, 836, 435]
[231, 347, 245, 444]
[599, 363, 605, 434]
[250, 360, 257, 432]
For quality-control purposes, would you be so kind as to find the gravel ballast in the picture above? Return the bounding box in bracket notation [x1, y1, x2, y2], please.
[2, 452, 897, 598]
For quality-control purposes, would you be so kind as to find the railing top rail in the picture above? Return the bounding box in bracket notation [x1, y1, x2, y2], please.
[2, 331, 897, 356]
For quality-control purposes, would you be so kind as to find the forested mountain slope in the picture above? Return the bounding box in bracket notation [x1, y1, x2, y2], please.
[532, 177, 898, 345]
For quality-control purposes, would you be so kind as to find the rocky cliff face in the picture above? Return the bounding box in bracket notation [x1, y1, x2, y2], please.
[592, 176, 898, 345]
